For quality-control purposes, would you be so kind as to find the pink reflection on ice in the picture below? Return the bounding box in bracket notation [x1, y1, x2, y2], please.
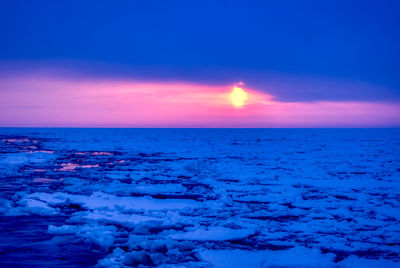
[2, 138, 30, 143]
[31, 169, 48, 172]
[37, 150, 55, 154]
[75, 151, 114, 156]
[91, 152, 113, 156]
[32, 178, 63, 183]
[56, 163, 100, 172]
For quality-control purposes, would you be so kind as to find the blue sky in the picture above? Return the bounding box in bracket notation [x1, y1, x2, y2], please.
[1, 0, 399, 102]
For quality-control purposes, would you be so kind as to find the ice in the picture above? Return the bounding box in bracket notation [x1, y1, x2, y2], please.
[71, 210, 161, 226]
[2, 138, 30, 143]
[0, 152, 54, 165]
[48, 224, 117, 249]
[1, 129, 400, 266]
[26, 191, 202, 211]
[56, 163, 100, 172]
[16, 198, 59, 215]
[199, 247, 336, 268]
[169, 226, 256, 241]
[123, 250, 154, 266]
[97, 247, 126, 267]
[32, 177, 62, 183]
[336, 255, 400, 268]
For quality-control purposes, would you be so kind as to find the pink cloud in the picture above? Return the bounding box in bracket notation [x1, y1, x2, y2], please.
[0, 74, 399, 127]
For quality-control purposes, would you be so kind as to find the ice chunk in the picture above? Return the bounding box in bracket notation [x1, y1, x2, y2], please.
[170, 226, 256, 241]
[56, 163, 99, 171]
[17, 198, 59, 215]
[71, 210, 161, 227]
[27, 191, 202, 211]
[337, 255, 399, 268]
[199, 247, 336, 268]
[97, 247, 126, 267]
[48, 224, 117, 250]
[123, 251, 154, 266]
[1, 152, 55, 165]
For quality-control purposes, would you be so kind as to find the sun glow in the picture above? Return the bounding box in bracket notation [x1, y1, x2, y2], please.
[230, 86, 248, 108]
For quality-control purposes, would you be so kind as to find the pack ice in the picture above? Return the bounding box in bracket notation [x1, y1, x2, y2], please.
[0, 128, 399, 267]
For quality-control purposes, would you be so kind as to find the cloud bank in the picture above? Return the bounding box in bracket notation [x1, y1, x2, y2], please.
[0, 72, 399, 127]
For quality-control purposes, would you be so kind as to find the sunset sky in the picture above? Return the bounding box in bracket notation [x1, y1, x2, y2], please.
[0, 0, 399, 127]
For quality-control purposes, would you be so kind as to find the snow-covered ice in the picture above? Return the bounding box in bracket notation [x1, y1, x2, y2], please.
[0, 128, 399, 267]
[169, 226, 257, 241]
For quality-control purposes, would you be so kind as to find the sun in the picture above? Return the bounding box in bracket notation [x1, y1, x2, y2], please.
[230, 86, 248, 108]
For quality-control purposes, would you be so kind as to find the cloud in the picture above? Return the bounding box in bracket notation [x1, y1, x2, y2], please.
[1, 62, 399, 103]
[1, 72, 399, 127]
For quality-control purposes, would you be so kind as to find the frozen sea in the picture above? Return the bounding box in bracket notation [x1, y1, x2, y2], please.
[0, 128, 399, 268]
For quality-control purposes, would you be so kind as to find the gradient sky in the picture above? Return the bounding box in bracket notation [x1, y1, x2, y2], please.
[0, 0, 399, 127]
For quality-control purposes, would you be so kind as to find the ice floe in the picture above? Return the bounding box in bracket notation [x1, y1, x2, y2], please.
[0, 129, 399, 267]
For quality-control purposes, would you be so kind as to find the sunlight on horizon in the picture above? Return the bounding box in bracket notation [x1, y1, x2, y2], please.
[230, 86, 248, 108]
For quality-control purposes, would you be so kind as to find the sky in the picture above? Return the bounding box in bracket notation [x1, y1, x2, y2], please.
[0, 0, 399, 127]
